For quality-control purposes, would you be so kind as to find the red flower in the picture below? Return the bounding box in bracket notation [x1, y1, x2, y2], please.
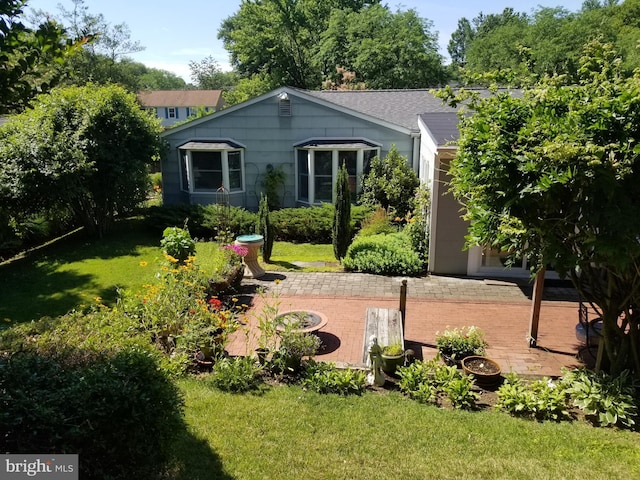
[208, 298, 222, 310]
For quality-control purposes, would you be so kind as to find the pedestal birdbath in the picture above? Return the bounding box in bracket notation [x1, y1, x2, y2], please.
[235, 234, 265, 278]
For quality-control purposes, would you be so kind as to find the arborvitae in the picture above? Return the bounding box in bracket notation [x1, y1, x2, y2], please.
[333, 163, 352, 260]
[257, 193, 274, 263]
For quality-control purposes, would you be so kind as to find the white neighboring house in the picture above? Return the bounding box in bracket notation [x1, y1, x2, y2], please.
[137, 90, 224, 127]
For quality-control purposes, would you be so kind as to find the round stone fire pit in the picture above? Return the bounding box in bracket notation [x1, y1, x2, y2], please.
[275, 310, 328, 334]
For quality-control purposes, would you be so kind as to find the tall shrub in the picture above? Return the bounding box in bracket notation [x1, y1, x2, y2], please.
[333, 163, 352, 260]
[360, 144, 419, 217]
[257, 193, 274, 262]
[0, 84, 163, 237]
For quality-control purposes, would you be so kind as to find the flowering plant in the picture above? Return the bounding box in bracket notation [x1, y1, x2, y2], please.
[123, 254, 239, 362]
[222, 244, 248, 263]
[435, 326, 487, 360]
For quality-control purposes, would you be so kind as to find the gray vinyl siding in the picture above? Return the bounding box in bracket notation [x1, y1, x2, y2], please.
[162, 93, 415, 210]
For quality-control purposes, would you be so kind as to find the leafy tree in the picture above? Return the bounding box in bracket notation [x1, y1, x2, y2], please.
[447, 18, 474, 67]
[0, 0, 81, 113]
[222, 73, 277, 107]
[30, 0, 149, 91]
[189, 56, 239, 90]
[319, 5, 445, 89]
[220, 1, 445, 90]
[437, 42, 640, 375]
[0, 84, 163, 237]
[333, 163, 352, 260]
[455, 2, 640, 83]
[360, 145, 419, 218]
[138, 65, 186, 90]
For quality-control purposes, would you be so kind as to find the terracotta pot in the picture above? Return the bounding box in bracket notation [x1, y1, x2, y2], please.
[461, 356, 502, 389]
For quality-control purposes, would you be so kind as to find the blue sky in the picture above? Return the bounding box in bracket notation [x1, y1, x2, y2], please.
[26, 0, 587, 82]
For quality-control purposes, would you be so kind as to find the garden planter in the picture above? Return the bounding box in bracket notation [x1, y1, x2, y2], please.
[209, 265, 245, 294]
[380, 352, 405, 374]
[461, 356, 502, 389]
[255, 348, 269, 365]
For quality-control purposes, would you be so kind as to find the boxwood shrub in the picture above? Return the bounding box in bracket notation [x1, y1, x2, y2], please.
[342, 232, 424, 275]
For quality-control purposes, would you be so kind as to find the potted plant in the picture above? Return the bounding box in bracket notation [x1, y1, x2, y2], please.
[209, 244, 247, 294]
[461, 356, 502, 389]
[435, 326, 487, 367]
[380, 343, 405, 374]
[271, 317, 321, 374]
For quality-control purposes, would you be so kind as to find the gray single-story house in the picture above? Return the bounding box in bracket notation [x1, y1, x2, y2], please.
[160, 86, 531, 278]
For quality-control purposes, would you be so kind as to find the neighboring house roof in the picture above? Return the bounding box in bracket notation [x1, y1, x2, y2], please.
[137, 90, 223, 108]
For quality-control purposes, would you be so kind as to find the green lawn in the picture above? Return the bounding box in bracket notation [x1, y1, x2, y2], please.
[170, 379, 640, 480]
[0, 223, 338, 323]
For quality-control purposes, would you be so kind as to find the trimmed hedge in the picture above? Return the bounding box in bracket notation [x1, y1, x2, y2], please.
[342, 232, 424, 275]
[147, 203, 372, 244]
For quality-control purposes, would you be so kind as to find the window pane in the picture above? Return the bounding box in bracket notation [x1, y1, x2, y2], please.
[297, 150, 308, 174]
[339, 151, 357, 175]
[180, 153, 189, 190]
[363, 149, 376, 175]
[299, 174, 309, 200]
[228, 151, 241, 170]
[229, 170, 242, 190]
[194, 171, 223, 190]
[315, 177, 333, 202]
[192, 151, 222, 170]
[314, 151, 332, 175]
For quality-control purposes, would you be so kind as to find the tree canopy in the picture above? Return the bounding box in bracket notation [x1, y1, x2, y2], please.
[0, 0, 82, 113]
[450, 1, 640, 82]
[219, 0, 444, 90]
[0, 84, 164, 237]
[438, 42, 640, 375]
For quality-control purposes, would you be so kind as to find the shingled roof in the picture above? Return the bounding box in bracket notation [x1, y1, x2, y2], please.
[137, 90, 223, 108]
[301, 88, 456, 132]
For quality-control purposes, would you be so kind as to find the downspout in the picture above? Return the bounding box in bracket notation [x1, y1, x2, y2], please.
[411, 134, 420, 173]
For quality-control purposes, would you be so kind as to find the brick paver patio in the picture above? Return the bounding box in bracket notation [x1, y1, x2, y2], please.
[227, 272, 590, 377]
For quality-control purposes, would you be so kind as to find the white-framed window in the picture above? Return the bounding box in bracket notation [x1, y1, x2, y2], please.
[179, 141, 245, 193]
[295, 141, 379, 204]
[168, 107, 176, 119]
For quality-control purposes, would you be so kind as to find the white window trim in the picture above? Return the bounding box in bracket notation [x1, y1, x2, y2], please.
[295, 146, 379, 204]
[179, 148, 245, 194]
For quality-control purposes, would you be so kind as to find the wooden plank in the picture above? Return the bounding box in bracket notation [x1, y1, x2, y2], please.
[362, 307, 405, 365]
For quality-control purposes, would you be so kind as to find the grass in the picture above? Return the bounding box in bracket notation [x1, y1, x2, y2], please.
[170, 379, 640, 480]
[0, 222, 339, 323]
[0, 219, 162, 323]
[265, 241, 341, 272]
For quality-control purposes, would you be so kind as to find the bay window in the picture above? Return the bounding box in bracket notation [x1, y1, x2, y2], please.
[295, 140, 379, 204]
[178, 141, 244, 193]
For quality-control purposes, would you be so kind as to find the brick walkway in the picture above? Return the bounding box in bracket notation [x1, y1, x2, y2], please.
[226, 272, 590, 377]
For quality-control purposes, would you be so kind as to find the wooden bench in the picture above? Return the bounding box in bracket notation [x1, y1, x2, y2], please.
[362, 307, 404, 366]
